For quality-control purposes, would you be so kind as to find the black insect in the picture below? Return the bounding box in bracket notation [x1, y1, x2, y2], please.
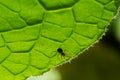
[57, 48, 65, 56]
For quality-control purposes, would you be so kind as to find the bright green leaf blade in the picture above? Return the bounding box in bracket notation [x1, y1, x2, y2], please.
[0, 0, 119, 80]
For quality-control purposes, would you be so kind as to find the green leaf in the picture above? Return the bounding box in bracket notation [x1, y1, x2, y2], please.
[0, 0, 119, 80]
[113, 13, 120, 42]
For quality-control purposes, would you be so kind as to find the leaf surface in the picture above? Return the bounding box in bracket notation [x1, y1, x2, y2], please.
[0, 0, 119, 80]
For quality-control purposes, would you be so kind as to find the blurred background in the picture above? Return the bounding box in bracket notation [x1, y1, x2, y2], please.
[56, 12, 120, 80]
[29, 11, 120, 80]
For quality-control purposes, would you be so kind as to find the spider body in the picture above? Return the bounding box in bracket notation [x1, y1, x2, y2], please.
[57, 48, 65, 56]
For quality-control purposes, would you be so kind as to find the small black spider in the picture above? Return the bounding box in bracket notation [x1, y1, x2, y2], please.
[57, 48, 65, 56]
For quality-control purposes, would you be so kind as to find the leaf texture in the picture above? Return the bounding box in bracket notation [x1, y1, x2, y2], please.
[0, 0, 119, 80]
